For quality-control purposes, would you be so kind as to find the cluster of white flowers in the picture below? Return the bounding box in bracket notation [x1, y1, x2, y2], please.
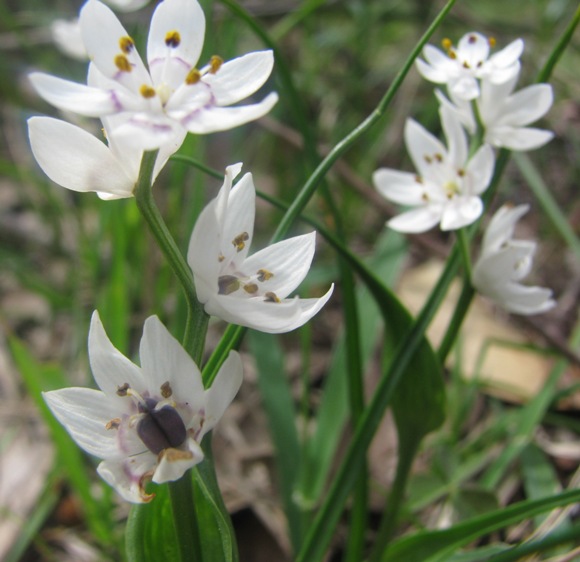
[32, 0, 332, 503]
[373, 31, 555, 315]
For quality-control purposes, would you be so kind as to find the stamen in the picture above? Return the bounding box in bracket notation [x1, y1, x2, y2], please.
[114, 54, 132, 73]
[244, 283, 258, 294]
[421, 193, 430, 202]
[161, 382, 172, 398]
[117, 383, 130, 396]
[158, 448, 194, 462]
[138, 471, 155, 502]
[119, 36, 135, 54]
[257, 269, 274, 282]
[209, 55, 223, 74]
[444, 181, 460, 199]
[462, 61, 471, 69]
[140, 84, 156, 98]
[264, 291, 281, 303]
[434, 153, 443, 163]
[106, 418, 122, 430]
[457, 169, 465, 177]
[442, 38, 453, 50]
[414, 175, 423, 184]
[468, 34, 477, 44]
[232, 232, 249, 252]
[424, 155, 433, 164]
[165, 30, 181, 48]
[218, 253, 225, 262]
[488, 37, 496, 47]
[218, 275, 241, 295]
[448, 50, 457, 60]
[185, 68, 201, 85]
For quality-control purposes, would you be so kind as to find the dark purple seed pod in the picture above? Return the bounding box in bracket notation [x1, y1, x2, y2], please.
[136, 405, 187, 455]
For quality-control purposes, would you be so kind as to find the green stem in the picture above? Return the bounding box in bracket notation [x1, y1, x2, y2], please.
[168, 477, 203, 562]
[133, 151, 209, 363]
[457, 228, 472, 280]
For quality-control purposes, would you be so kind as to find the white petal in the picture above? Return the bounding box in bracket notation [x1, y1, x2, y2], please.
[457, 32, 490, 67]
[488, 39, 524, 70]
[43, 388, 119, 459]
[434, 89, 476, 133]
[109, 114, 184, 150]
[152, 439, 204, 484]
[205, 285, 333, 334]
[440, 105, 468, 168]
[153, 130, 187, 181]
[50, 18, 87, 61]
[97, 457, 156, 503]
[498, 84, 553, 127]
[495, 283, 555, 315]
[486, 126, 554, 151]
[404, 118, 447, 179]
[415, 58, 448, 83]
[181, 92, 278, 134]
[80, 0, 150, 89]
[242, 232, 316, 299]
[481, 204, 529, 255]
[107, 0, 150, 11]
[29, 73, 122, 117]
[139, 315, 205, 413]
[387, 206, 442, 233]
[148, 0, 206, 89]
[373, 168, 426, 205]
[440, 196, 483, 231]
[88, 311, 146, 399]
[28, 116, 134, 198]
[421, 45, 455, 77]
[203, 51, 274, 106]
[466, 144, 494, 195]
[201, 351, 243, 437]
[449, 75, 480, 100]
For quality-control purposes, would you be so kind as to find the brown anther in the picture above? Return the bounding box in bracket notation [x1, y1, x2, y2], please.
[158, 447, 194, 463]
[117, 383, 130, 396]
[424, 155, 433, 164]
[140, 84, 156, 98]
[218, 253, 225, 262]
[441, 38, 452, 50]
[257, 269, 274, 282]
[119, 36, 135, 54]
[468, 34, 477, 44]
[414, 175, 423, 184]
[106, 418, 122, 430]
[434, 153, 443, 163]
[218, 275, 241, 295]
[449, 50, 457, 60]
[209, 55, 223, 74]
[185, 68, 201, 85]
[488, 37, 496, 48]
[457, 169, 465, 177]
[264, 291, 281, 303]
[462, 61, 471, 69]
[138, 471, 155, 502]
[476, 61, 483, 68]
[421, 193, 430, 202]
[114, 54, 132, 73]
[165, 30, 181, 48]
[161, 381, 172, 398]
[243, 283, 258, 294]
[232, 232, 249, 252]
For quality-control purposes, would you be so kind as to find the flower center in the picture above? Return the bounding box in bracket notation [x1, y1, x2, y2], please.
[136, 398, 187, 455]
[443, 181, 461, 199]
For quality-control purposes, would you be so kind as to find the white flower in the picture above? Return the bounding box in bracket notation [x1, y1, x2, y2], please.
[187, 164, 334, 334]
[30, 0, 278, 150]
[372, 107, 495, 233]
[416, 32, 523, 100]
[436, 72, 554, 151]
[51, 18, 87, 61]
[43, 311, 243, 503]
[473, 204, 555, 315]
[107, 0, 149, 11]
[28, 113, 184, 199]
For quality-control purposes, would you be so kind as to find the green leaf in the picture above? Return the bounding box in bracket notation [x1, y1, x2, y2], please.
[382, 489, 580, 562]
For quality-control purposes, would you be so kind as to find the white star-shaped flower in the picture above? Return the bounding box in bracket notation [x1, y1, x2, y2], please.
[472, 204, 555, 315]
[187, 164, 334, 334]
[30, 0, 278, 150]
[373, 107, 495, 233]
[436, 72, 554, 151]
[416, 32, 523, 100]
[43, 311, 243, 503]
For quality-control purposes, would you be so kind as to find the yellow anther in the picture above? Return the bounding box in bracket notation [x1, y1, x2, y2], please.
[414, 175, 423, 184]
[209, 55, 223, 74]
[462, 61, 471, 69]
[457, 169, 465, 177]
[165, 30, 181, 48]
[106, 418, 122, 430]
[232, 232, 249, 252]
[186, 68, 202, 85]
[117, 383, 130, 396]
[140, 84, 156, 98]
[444, 181, 460, 199]
[434, 153, 443, 163]
[119, 36, 135, 54]
[442, 38, 453, 50]
[218, 275, 241, 295]
[244, 283, 258, 294]
[449, 50, 457, 60]
[424, 155, 433, 164]
[218, 253, 225, 262]
[114, 54, 132, 72]
[264, 292, 281, 303]
[488, 37, 496, 47]
[257, 269, 274, 282]
[421, 193, 430, 202]
[161, 381, 172, 398]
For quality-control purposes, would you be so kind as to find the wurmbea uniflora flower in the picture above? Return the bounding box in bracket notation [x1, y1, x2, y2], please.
[472, 204, 555, 315]
[187, 164, 334, 334]
[416, 32, 523, 100]
[372, 107, 494, 233]
[43, 311, 243, 503]
[30, 0, 278, 150]
[435, 73, 554, 151]
[28, 113, 184, 199]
